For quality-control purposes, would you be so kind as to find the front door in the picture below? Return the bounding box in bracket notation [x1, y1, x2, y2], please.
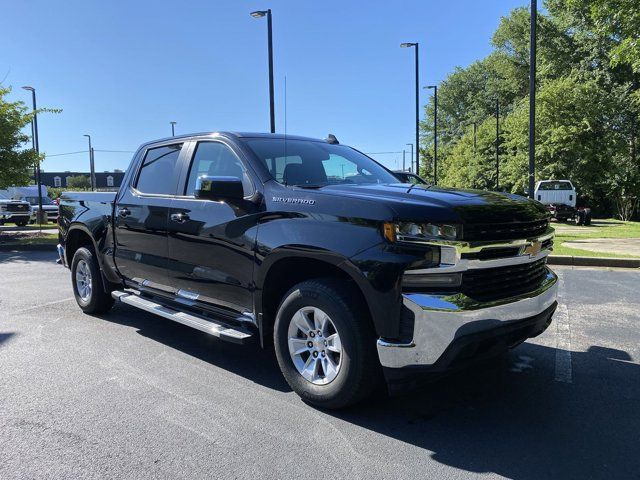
[114, 142, 184, 292]
[166, 140, 260, 315]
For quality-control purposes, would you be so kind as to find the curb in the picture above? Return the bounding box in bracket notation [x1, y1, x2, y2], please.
[0, 244, 57, 252]
[548, 255, 640, 268]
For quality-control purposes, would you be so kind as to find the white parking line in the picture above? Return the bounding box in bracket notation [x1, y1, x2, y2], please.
[554, 273, 572, 383]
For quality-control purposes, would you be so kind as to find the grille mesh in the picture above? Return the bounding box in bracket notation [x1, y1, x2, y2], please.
[463, 219, 549, 241]
[461, 259, 548, 301]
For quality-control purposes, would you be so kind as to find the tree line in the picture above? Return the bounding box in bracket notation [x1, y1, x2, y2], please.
[420, 0, 640, 219]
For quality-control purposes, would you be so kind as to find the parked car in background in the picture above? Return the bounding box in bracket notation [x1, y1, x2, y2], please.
[3, 185, 58, 223]
[534, 180, 591, 225]
[393, 170, 429, 185]
[0, 196, 32, 226]
[14, 195, 59, 223]
[58, 131, 557, 409]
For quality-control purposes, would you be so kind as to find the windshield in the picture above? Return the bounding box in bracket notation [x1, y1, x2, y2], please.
[23, 196, 54, 205]
[243, 138, 398, 187]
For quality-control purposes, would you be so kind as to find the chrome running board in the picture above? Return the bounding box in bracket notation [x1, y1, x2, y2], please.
[111, 291, 253, 344]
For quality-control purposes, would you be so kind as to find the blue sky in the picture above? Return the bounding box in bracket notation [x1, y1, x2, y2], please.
[2, 0, 529, 173]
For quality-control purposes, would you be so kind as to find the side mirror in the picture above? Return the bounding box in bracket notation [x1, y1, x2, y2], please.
[195, 175, 244, 201]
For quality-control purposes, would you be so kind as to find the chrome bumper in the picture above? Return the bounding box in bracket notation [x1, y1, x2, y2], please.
[377, 268, 558, 369]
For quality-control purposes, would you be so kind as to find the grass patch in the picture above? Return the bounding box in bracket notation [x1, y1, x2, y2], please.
[0, 232, 58, 246]
[551, 219, 640, 258]
[0, 222, 55, 229]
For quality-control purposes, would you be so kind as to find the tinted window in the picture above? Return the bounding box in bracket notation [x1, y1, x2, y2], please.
[244, 139, 397, 186]
[136, 144, 182, 195]
[185, 142, 253, 196]
[538, 181, 573, 191]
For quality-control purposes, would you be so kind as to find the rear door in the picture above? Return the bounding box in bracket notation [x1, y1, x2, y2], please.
[166, 139, 260, 315]
[114, 142, 184, 292]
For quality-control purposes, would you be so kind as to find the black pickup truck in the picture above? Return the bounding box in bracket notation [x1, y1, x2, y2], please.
[58, 132, 558, 409]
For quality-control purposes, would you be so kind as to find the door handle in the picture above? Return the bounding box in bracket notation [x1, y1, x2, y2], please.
[170, 212, 190, 223]
[117, 207, 131, 217]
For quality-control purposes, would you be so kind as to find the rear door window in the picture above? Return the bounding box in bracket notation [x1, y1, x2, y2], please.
[135, 144, 183, 195]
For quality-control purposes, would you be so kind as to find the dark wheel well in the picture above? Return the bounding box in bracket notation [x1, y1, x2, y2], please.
[260, 257, 373, 342]
[65, 229, 95, 266]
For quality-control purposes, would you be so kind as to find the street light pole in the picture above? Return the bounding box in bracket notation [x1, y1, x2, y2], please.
[83, 134, 96, 191]
[406, 143, 414, 173]
[402, 149, 406, 171]
[170, 121, 177, 136]
[21, 86, 44, 227]
[427, 85, 438, 185]
[528, 0, 537, 198]
[251, 9, 276, 133]
[401, 42, 420, 176]
[495, 99, 500, 190]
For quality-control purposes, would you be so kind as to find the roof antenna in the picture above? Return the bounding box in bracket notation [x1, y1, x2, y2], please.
[326, 134, 339, 144]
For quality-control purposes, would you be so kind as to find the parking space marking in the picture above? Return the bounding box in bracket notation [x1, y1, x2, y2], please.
[554, 273, 572, 383]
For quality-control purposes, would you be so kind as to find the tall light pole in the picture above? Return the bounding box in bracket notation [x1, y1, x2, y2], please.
[401, 42, 419, 176]
[83, 134, 96, 191]
[406, 143, 414, 173]
[402, 149, 406, 171]
[427, 85, 438, 185]
[21, 86, 44, 227]
[170, 121, 177, 136]
[495, 99, 500, 190]
[529, 0, 537, 198]
[470, 121, 477, 152]
[251, 9, 275, 133]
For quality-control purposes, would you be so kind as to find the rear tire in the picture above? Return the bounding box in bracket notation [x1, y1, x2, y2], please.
[575, 211, 584, 226]
[71, 247, 114, 314]
[273, 279, 381, 409]
[584, 211, 592, 226]
[15, 220, 28, 227]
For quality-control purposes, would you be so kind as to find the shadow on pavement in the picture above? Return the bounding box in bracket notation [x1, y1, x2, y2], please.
[101, 303, 290, 393]
[0, 332, 16, 347]
[98, 302, 639, 479]
[330, 342, 640, 480]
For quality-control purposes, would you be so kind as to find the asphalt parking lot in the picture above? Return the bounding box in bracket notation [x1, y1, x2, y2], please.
[1, 251, 639, 479]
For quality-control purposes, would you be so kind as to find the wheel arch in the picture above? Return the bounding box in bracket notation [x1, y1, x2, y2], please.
[256, 248, 376, 347]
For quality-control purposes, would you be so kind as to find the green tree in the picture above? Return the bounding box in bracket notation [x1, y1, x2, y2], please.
[66, 175, 91, 189]
[0, 87, 41, 189]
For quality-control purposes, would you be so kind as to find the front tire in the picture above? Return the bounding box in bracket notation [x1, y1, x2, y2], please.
[71, 247, 114, 314]
[273, 279, 381, 409]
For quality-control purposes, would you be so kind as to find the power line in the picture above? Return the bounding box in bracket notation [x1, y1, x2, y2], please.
[45, 149, 135, 157]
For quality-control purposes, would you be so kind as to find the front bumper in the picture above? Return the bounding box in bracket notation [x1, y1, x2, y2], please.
[0, 212, 31, 221]
[377, 268, 558, 369]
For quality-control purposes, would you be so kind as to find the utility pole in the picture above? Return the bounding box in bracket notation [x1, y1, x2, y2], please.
[84, 135, 96, 191]
[472, 122, 477, 152]
[427, 85, 438, 184]
[251, 9, 276, 133]
[528, 0, 537, 198]
[21, 86, 44, 227]
[406, 143, 414, 173]
[496, 99, 500, 190]
[402, 149, 406, 171]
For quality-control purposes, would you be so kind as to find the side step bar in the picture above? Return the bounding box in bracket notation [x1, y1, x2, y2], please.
[111, 291, 253, 345]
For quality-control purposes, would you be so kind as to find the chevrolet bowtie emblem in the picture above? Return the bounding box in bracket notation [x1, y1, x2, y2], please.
[523, 241, 542, 257]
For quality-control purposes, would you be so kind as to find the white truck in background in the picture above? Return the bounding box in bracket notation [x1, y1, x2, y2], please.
[534, 180, 592, 226]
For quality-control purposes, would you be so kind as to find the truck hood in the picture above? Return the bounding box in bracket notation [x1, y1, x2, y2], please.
[310, 183, 549, 224]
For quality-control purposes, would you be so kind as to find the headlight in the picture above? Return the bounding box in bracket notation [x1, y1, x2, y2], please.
[384, 222, 459, 243]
